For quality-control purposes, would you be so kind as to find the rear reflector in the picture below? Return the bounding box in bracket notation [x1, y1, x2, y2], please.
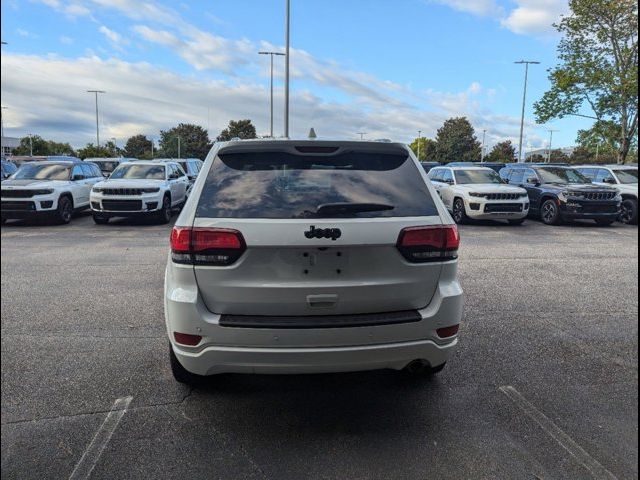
[396, 225, 460, 262]
[436, 324, 459, 338]
[170, 227, 246, 265]
[173, 332, 202, 346]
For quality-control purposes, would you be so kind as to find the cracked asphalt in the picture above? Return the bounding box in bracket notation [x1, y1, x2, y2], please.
[1, 212, 638, 479]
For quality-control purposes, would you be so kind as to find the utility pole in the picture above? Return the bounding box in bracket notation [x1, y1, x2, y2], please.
[259, 51, 285, 138]
[28, 134, 33, 156]
[177, 136, 181, 159]
[546, 129, 559, 163]
[481, 129, 487, 161]
[515, 60, 540, 163]
[357, 132, 367, 140]
[284, 0, 291, 138]
[417, 130, 421, 160]
[111, 137, 117, 156]
[87, 90, 106, 146]
[1, 106, 7, 140]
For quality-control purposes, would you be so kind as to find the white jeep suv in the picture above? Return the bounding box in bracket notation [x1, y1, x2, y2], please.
[90, 161, 189, 224]
[575, 165, 638, 225]
[164, 139, 464, 383]
[428, 166, 529, 225]
[1, 160, 103, 224]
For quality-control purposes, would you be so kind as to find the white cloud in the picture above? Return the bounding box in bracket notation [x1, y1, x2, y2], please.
[60, 35, 74, 45]
[16, 28, 36, 38]
[430, 0, 503, 17]
[98, 25, 128, 48]
[501, 0, 569, 35]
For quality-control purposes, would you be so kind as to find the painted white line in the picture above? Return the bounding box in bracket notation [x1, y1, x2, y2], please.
[68, 396, 133, 480]
[499, 386, 617, 480]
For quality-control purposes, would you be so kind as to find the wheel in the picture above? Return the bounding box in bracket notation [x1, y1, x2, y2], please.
[540, 199, 561, 225]
[508, 218, 526, 226]
[452, 198, 469, 224]
[169, 346, 204, 385]
[595, 219, 615, 227]
[402, 360, 446, 377]
[55, 196, 73, 224]
[93, 214, 109, 225]
[620, 198, 638, 225]
[157, 195, 172, 224]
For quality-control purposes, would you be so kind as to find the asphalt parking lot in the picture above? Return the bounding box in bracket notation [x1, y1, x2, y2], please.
[1, 213, 637, 480]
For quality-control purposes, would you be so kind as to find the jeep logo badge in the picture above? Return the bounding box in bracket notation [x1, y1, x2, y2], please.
[304, 225, 342, 241]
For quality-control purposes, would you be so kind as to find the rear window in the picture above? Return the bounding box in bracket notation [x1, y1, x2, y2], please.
[196, 150, 438, 219]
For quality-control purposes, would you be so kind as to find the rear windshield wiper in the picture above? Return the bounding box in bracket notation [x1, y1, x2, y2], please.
[314, 202, 395, 216]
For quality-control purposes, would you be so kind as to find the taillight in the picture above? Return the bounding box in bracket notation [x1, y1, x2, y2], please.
[396, 225, 460, 263]
[436, 324, 459, 338]
[170, 226, 246, 266]
[173, 332, 202, 346]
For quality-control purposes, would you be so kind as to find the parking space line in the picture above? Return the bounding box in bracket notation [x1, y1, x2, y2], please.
[499, 386, 617, 480]
[68, 396, 133, 480]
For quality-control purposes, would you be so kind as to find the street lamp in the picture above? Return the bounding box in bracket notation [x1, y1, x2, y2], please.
[515, 60, 540, 163]
[481, 129, 487, 161]
[110, 137, 117, 156]
[284, 0, 291, 138]
[417, 130, 421, 160]
[87, 90, 106, 146]
[1, 106, 7, 140]
[357, 132, 367, 140]
[177, 136, 181, 159]
[546, 129, 559, 163]
[28, 134, 33, 157]
[259, 51, 285, 138]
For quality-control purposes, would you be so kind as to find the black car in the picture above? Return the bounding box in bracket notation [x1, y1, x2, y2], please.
[419, 162, 440, 174]
[500, 164, 621, 226]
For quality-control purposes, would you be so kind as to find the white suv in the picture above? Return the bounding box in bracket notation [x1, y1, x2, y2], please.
[1, 160, 103, 224]
[575, 165, 638, 225]
[164, 139, 464, 384]
[90, 161, 189, 224]
[428, 166, 529, 225]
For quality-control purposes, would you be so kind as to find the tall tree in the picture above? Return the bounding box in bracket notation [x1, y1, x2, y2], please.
[534, 0, 638, 163]
[434, 117, 481, 163]
[76, 143, 112, 159]
[11, 135, 75, 156]
[485, 141, 517, 163]
[124, 134, 153, 159]
[409, 137, 437, 161]
[160, 123, 211, 159]
[216, 119, 257, 142]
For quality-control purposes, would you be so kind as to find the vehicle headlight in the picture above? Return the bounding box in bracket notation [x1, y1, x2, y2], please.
[469, 192, 485, 198]
[141, 188, 160, 193]
[33, 189, 54, 195]
[92, 187, 103, 193]
[520, 192, 529, 198]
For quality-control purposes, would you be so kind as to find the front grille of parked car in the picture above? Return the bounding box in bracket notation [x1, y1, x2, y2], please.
[101, 200, 143, 211]
[1, 201, 36, 211]
[102, 188, 145, 196]
[1, 190, 35, 198]
[580, 192, 617, 201]
[484, 203, 523, 213]
[485, 193, 521, 200]
[581, 204, 619, 214]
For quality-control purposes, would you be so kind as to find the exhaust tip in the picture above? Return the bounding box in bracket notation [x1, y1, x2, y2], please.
[403, 359, 430, 374]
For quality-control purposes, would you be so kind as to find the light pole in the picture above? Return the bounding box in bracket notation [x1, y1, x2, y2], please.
[284, 0, 290, 138]
[87, 90, 106, 146]
[110, 137, 117, 156]
[417, 130, 421, 160]
[546, 129, 559, 163]
[1, 106, 7, 140]
[515, 60, 540, 163]
[481, 129, 487, 161]
[177, 136, 181, 159]
[357, 132, 367, 140]
[259, 51, 285, 138]
[28, 134, 33, 156]
[150, 137, 154, 159]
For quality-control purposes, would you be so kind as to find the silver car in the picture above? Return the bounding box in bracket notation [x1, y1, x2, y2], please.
[164, 139, 464, 383]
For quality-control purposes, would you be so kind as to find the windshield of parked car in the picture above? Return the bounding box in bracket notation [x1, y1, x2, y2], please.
[196, 150, 438, 218]
[110, 164, 165, 180]
[613, 169, 638, 184]
[454, 169, 503, 184]
[13, 163, 71, 181]
[537, 167, 589, 184]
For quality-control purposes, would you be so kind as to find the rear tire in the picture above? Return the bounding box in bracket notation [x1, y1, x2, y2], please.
[55, 196, 73, 224]
[157, 195, 172, 224]
[595, 219, 615, 227]
[620, 198, 638, 225]
[452, 199, 469, 224]
[508, 218, 526, 226]
[169, 346, 204, 385]
[540, 199, 561, 225]
[93, 214, 109, 225]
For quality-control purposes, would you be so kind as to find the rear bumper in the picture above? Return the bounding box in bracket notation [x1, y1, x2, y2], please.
[173, 337, 457, 375]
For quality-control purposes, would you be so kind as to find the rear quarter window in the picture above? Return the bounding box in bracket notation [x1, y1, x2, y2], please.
[196, 150, 439, 219]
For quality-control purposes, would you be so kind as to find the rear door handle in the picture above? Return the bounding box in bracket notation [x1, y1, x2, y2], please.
[307, 294, 338, 308]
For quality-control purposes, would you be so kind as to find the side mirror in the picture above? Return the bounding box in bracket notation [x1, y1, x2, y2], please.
[526, 177, 539, 186]
[188, 174, 197, 181]
[72, 174, 85, 181]
[603, 177, 616, 184]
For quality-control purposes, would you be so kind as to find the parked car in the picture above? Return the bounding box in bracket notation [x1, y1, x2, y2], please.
[446, 162, 507, 173]
[1, 160, 103, 224]
[90, 160, 189, 224]
[165, 139, 463, 384]
[574, 165, 638, 225]
[428, 166, 529, 225]
[85, 157, 136, 177]
[501, 164, 621, 226]
[419, 161, 440, 174]
[175, 158, 204, 182]
[1, 159, 18, 181]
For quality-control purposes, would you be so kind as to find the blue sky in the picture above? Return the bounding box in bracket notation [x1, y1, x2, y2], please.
[0, 0, 593, 152]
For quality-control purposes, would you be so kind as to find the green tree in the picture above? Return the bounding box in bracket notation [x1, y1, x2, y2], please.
[160, 123, 211, 159]
[409, 137, 437, 161]
[124, 134, 153, 159]
[485, 141, 517, 163]
[527, 154, 547, 163]
[216, 119, 257, 142]
[534, 0, 638, 163]
[11, 135, 75, 156]
[569, 146, 595, 164]
[76, 143, 112, 159]
[434, 117, 481, 163]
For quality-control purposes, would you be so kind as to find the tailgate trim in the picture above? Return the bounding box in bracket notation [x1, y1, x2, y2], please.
[219, 309, 421, 329]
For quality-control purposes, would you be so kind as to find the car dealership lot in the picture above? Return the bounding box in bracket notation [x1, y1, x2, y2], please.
[1, 214, 637, 480]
